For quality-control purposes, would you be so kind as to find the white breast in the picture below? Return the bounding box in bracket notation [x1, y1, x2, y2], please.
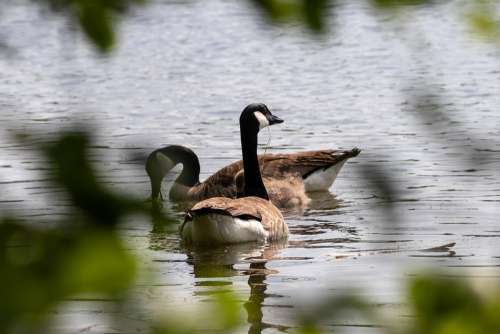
[303, 161, 347, 192]
[181, 214, 268, 244]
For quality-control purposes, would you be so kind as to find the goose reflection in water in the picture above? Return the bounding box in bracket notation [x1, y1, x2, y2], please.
[305, 191, 342, 212]
[184, 241, 290, 333]
[242, 260, 291, 333]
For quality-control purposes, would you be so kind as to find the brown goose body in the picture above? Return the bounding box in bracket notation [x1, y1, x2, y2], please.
[148, 147, 360, 207]
[181, 196, 287, 244]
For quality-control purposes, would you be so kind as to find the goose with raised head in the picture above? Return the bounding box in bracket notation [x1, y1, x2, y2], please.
[181, 104, 287, 244]
[146, 145, 360, 205]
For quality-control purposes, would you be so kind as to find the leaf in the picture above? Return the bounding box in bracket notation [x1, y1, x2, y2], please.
[410, 274, 482, 333]
[76, 1, 115, 51]
[303, 0, 328, 32]
[372, 0, 432, 9]
[60, 231, 136, 295]
[250, 0, 329, 32]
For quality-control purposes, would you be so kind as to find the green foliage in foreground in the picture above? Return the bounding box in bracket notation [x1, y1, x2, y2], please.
[1, 131, 499, 333]
[0, 221, 136, 333]
[410, 276, 500, 334]
[0, 131, 155, 333]
[0, 131, 240, 334]
[39, 0, 146, 51]
[250, 0, 329, 32]
[466, 1, 500, 44]
[29, 0, 500, 53]
[1, 0, 499, 332]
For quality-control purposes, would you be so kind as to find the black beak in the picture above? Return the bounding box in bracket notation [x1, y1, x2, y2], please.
[267, 113, 284, 125]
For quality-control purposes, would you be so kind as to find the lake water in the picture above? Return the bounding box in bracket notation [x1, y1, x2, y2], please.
[1, 1, 500, 333]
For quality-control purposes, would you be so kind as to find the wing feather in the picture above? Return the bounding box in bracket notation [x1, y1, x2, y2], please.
[259, 149, 361, 179]
[185, 148, 360, 204]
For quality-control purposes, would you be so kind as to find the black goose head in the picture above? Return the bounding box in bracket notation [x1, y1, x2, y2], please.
[145, 145, 200, 200]
[146, 145, 198, 176]
[156, 145, 197, 166]
[239, 103, 284, 134]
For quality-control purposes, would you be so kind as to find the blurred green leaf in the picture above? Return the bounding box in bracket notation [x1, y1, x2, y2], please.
[212, 290, 242, 330]
[409, 274, 500, 334]
[76, 1, 114, 51]
[39, 0, 146, 52]
[0, 129, 176, 333]
[372, 0, 433, 9]
[60, 231, 136, 295]
[0, 219, 138, 333]
[466, 2, 500, 43]
[45, 131, 141, 226]
[469, 12, 497, 35]
[411, 275, 480, 332]
[303, 0, 328, 31]
[297, 323, 323, 334]
[251, 0, 329, 32]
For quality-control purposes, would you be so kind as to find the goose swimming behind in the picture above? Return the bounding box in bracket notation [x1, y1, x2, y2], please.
[146, 146, 360, 206]
[181, 103, 287, 245]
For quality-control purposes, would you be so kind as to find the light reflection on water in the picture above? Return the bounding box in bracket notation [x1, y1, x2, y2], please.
[1, 0, 500, 332]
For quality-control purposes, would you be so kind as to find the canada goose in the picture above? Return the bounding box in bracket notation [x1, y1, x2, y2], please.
[146, 146, 360, 204]
[180, 103, 288, 244]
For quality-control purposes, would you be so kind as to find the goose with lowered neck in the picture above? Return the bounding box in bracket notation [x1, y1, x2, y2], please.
[181, 104, 287, 244]
[146, 145, 360, 208]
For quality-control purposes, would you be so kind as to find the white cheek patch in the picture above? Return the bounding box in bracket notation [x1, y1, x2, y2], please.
[254, 111, 269, 130]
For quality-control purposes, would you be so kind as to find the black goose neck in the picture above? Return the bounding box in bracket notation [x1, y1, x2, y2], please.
[240, 120, 269, 200]
[161, 146, 200, 187]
